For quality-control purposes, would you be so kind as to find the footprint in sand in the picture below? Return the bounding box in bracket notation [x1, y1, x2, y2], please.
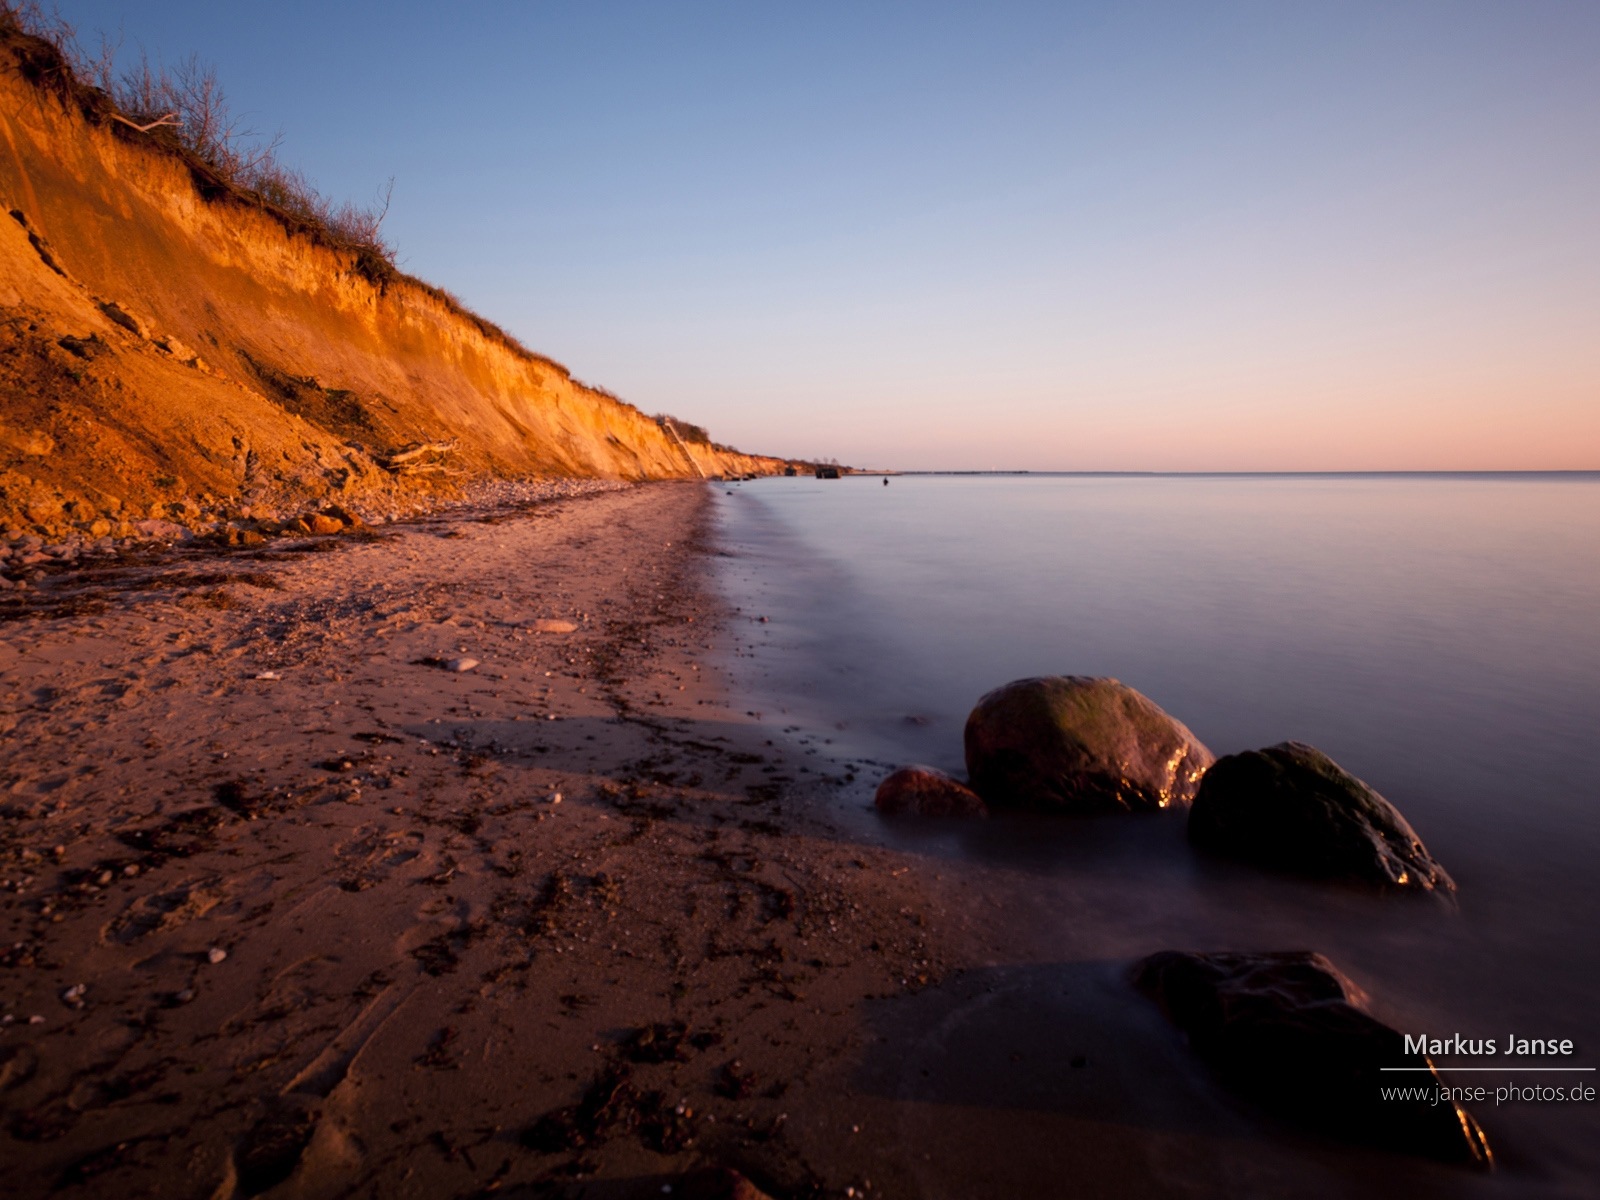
[332, 827, 426, 892]
[102, 876, 225, 945]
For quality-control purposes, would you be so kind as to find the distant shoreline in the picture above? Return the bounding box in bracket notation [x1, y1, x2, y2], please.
[863, 469, 1600, 479]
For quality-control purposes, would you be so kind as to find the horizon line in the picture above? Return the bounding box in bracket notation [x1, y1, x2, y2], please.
[839, 468, 1600, 478]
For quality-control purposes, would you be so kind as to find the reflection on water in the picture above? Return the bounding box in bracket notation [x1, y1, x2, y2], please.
[713, 472, 1600, 1188]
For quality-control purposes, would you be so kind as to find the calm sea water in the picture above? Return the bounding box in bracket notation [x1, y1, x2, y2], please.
[712, 472, 1600, 1190]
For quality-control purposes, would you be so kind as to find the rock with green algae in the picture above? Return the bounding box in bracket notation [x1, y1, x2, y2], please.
[963, 675, 1214, 813]
[1188, 741, 1453, 891]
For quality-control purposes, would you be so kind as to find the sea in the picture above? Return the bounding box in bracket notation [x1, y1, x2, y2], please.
[712, 471, 1600, 1195]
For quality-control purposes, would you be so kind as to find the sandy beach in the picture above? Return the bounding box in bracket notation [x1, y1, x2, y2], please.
[0, 482, 960, 1199]
[1, 5, 1594, 1195]
[0, 481, 1563, 1200]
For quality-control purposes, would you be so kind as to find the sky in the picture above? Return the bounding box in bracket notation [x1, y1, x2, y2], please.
[49, 1, 1600, 470]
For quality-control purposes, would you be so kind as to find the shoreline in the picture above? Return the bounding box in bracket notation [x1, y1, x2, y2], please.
[0, 480, 1572, 1198]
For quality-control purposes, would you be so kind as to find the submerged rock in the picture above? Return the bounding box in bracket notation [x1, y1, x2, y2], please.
[963, 676, 1213, 813]
[874, 766, 988, 817]
[1188, 741, 1453, 891]
[1132, 949, 1491, 1167]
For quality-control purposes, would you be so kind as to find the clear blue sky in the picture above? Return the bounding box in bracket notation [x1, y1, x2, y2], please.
[52, 1, 1600, 469]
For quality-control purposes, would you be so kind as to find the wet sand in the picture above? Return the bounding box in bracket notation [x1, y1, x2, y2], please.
[0, 482, 1561, 1198]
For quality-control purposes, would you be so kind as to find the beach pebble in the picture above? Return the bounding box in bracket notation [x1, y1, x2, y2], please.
[532, 618, 578, 633]
[60, 983, 86, 1008]
[652, 1169, 774, 1200]
[1133, 949, 1490, 1166]
[964, 676, 1213, 813]
[253, 671, 282, 681]
[874, 766, 987, 817]
[445, 657, 479, 673]
[319, 504, 367, 530]
[1188, 741, 1454, 892]
[207, 946, 228, 964]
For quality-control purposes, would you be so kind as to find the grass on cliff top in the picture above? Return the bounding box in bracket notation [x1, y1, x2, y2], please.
[0, 2, 579, 384]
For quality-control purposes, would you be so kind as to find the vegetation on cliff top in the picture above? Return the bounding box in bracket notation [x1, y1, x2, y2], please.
[3, 3, 393, 271]
[0, 2, 589, 386]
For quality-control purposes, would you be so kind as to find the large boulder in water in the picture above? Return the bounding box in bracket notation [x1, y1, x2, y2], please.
[874, 766, 988, 817]
[1132, 949, 1491, 1167]
[962, 676, 1213, 813]
[1188, 741, 1453, 891]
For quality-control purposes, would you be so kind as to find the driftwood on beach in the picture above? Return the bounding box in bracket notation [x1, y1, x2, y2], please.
[375, 440, 460, 475]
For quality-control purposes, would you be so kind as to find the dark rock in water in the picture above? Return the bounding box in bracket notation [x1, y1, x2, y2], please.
[1188, 741, 1453, 891]
[1132, 949, 1491, 1168]
[874, 766, 988, 817]
[963, 676, 1213, 813]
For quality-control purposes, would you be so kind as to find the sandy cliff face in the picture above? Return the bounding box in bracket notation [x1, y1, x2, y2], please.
[0, 33, 783, 537]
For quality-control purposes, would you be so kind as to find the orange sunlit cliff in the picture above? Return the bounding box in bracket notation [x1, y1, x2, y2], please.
[0, 27, 785, 538]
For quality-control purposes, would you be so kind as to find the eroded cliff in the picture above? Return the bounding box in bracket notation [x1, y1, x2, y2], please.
[0, 28, 784, 538]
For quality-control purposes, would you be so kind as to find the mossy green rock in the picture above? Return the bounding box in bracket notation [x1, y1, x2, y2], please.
[1188, 741, 1453, 891]
[963, 676, 1214, 813]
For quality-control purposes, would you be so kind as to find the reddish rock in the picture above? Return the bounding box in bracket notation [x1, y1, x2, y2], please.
[318, 504, 367, 530]
[218, 526, 266, 547]
[874, 766, 988, 817]
[664, 1168, 776, 1200]
[306, 513, 343, 535]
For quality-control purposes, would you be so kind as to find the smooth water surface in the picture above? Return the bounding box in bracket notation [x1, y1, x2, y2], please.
[712, 472, 1600, 1190]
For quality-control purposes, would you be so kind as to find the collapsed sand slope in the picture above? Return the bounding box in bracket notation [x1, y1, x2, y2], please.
[0, 28, 784, 538]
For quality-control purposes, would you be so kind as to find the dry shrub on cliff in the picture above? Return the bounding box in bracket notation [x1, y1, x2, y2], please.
[653, 414, 713, 446]
[0, 3, 585, 382]
[0, 1, 395, 270]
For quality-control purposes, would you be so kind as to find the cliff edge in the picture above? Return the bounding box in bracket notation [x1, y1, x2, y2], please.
[0, 26, 785, 539]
